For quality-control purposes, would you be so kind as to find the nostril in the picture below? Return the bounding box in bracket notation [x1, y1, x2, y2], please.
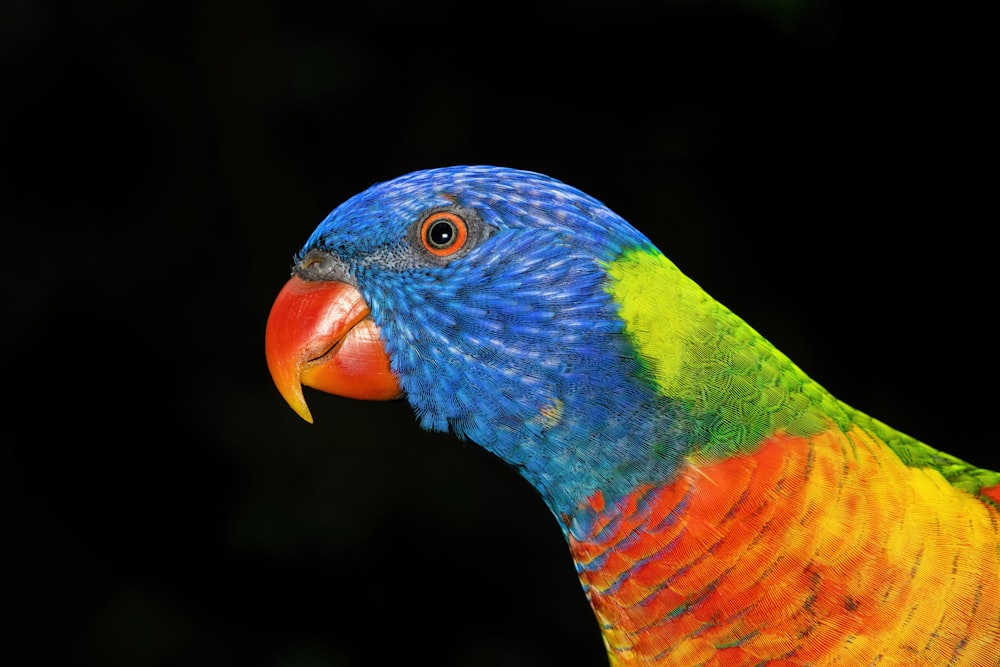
[294, 249, 354, 284]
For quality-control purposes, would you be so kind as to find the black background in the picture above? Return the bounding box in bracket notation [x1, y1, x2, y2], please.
[3, 1, 994, 666]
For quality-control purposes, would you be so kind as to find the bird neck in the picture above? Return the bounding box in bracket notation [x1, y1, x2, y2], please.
[495, 246, 848, 520]
[603, 248, 847, 461]
[486, 383, 694, 522]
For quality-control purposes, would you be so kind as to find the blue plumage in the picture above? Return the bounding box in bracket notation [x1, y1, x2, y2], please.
[298, 166, 679, 518]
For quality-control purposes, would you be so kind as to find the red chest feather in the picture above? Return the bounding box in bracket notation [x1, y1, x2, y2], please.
[566, 428, 1000, 665]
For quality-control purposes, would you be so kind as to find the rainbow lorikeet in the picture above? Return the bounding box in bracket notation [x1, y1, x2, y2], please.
[265, 166, 1000, 665]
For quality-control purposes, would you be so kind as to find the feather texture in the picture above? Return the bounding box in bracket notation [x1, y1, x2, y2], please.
[267, 166, 1000, 665]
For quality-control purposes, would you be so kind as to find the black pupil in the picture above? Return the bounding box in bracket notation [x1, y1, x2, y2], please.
[428, 220, 455, 247]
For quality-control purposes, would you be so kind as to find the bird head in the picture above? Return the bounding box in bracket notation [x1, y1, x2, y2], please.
[265, 166, 673, 510]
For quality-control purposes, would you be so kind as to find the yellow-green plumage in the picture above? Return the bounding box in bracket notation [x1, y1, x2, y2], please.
[585, 245, 1000, 663]
[605, 247, 1000, 495]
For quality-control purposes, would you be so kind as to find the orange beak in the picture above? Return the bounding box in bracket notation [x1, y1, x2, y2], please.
[265, 275, 403, 423]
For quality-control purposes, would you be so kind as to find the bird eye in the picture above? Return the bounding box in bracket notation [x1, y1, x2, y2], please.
[420, 211, 468, 256]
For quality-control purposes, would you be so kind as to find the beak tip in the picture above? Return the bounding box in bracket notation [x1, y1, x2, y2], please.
[297, 405, 315, 425]
[278, 382, 315, 424]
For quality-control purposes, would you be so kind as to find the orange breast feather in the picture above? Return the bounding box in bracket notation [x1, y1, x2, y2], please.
[568, 426, 1000, 665]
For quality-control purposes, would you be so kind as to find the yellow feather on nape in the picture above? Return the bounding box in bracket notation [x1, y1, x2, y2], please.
[602, 248, 711, 397]
[603, 247, 840, 459]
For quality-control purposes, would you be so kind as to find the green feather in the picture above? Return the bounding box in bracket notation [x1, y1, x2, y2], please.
[604, 246, 1000, 496]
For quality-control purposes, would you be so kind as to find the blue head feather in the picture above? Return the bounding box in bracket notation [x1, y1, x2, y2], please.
[300, 166, 689, 521]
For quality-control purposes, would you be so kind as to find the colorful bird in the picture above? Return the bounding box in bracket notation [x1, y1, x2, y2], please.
[265, 166, 1000, 665]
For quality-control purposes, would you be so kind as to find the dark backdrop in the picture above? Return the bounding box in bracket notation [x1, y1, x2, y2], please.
[3, 1, 993, 666]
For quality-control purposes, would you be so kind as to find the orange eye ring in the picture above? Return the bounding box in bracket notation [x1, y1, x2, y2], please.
[420, 211, 469, 256]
